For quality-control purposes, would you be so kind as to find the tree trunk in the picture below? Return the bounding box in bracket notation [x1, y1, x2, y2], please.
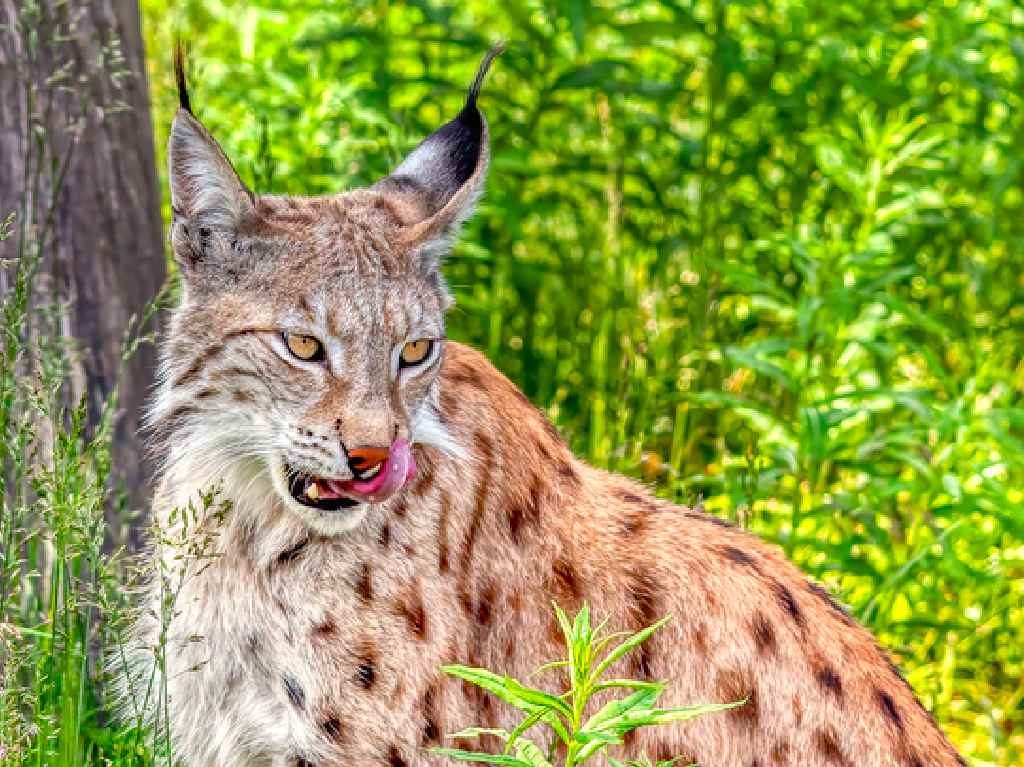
[0, 0, 166, 543]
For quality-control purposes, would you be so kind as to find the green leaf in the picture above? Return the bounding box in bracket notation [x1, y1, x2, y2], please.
[449, 727, 512, 742]
[550, 60, 628, 91]
[429, 748, 532, 767]
[514, 739, 556, 767]
[590, 616, 671, 683]
[441, 666, 571, 719]
[583, 686, 664, 732]
[504, 709, 545, 753]
[592, 679, 666, 693]
[529, 659, 569, 677]
[594, 701, 743, 739]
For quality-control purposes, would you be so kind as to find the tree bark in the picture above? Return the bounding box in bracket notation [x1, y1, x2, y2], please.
[0, 0, 166, 542]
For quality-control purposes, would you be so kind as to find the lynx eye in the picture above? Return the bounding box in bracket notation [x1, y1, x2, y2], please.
[284, 332, 324, 362]
[399, 339, 434, 368]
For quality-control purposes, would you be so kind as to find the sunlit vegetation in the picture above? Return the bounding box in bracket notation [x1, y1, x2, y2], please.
[0, 2, 1019, 765]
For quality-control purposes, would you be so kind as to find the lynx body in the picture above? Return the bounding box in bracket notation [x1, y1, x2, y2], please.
[124, 51, 964, 767]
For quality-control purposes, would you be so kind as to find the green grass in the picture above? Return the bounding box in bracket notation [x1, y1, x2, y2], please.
[1, 1, 1021, 764]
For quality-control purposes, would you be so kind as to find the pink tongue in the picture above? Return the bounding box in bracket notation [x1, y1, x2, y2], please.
[323, 438, 416, 505]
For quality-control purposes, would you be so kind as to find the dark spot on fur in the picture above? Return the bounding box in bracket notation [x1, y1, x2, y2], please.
[880, 646, 942, 737]
[413, 468, 435, 497]
[626, 567, 660, 679]
[557, 461, 580, 487]
[457, 584, 474, 616]
[716, 669, 759, 727]
[476, 579, 497, 626]
[423, 717, 440, 745]
[231, 389, 255, 403]
[356, 660, 375, 689]
[283, 674, 305, 709]
[815, 728, 850, 766]
[876, 688, 903, 730]
[387, 745, 408, 767]
[173, 344, 224, 388]
[355, 642, 378, 690]
[396, 582, 428, 640]
[393, 501, 408, 518]
[771, 740, 791, 765]
[620, 509, 648, 536]
[438, 490, 451, 572]
[543, 419, 564, 445]
[313, 619, 337, 638]
[551, 557, 582, 603]
[508, 476, 543, 545]
[459, 433, 494, 575]
[421, 682, 442, 745]
[685, 510, 735, 529]
[654, 741, 685, 764]
[691, 621, 710, 655]
[547, 612, 565, 647]
[816, 665, 844, 699]
[320, 717, 344, 743]
[616, 487, 654, 506]
[722, 545, 761, 572]
[807, 581, 856, 626]
[750, 613, 776, 654]
[507, 503, 527, 543]
[355, 562, 373, 602]
[379, 522, 391, 549]
[771, 580, 805, 630]
[293, 758, 316, 767]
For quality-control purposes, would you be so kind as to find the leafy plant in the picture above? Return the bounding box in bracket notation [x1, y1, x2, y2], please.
[434, 604, 738, 767]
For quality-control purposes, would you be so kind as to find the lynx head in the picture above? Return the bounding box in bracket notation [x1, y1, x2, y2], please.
[153, 46, 500, 534]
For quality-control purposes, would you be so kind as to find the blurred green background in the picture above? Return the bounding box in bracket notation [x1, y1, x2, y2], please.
[137, 1, 1020, 764]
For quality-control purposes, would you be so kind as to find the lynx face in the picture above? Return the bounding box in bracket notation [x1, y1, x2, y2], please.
[153, 52, 496, 534]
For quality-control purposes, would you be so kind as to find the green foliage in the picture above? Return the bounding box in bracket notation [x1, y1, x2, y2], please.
[436, 604, 738, 767]
[139, 2, 1024, 762]
[138, 2, 1024, 762]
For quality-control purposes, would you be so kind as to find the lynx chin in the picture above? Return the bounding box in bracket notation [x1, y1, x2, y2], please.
[122, 46, 964, 767]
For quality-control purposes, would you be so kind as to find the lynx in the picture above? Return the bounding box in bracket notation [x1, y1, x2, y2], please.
[124, 48, 965, 767]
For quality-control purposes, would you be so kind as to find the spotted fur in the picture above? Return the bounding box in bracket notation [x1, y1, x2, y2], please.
[120, 49, 963, 767]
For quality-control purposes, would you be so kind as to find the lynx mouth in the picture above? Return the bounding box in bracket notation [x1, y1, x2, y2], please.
[285, 467, 361, 511]
[280, 438, 417, 513]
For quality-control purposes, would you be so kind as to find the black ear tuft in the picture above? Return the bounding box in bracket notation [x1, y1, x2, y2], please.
[466, 43, 505, 111]
[375, 44, 503, 237]
[433, 43, 505, 192]
[174, 40, 193, 115]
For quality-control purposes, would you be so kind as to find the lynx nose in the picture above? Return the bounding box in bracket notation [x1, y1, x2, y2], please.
[347, 446, 389, 478]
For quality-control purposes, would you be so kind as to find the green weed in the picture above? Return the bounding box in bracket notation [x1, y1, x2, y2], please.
[435, 604, 737, 767]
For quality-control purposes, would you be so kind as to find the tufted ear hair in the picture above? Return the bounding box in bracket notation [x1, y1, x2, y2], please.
[168, 43, 254, 271]
[375, 45, 503, 267]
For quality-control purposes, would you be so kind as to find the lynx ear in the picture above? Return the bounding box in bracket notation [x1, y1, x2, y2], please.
[168, 45, 254, 269]
[169, 110, 253, 232]
[376, 46, 503, 264]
